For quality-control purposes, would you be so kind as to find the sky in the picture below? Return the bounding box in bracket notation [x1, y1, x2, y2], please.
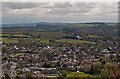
[1, 2, 118, 24]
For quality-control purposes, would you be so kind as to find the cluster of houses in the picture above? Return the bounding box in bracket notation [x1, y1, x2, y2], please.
[2, 34, 120, 78]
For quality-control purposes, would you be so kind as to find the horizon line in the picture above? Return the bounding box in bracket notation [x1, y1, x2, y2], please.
[1, 21, 118, 25]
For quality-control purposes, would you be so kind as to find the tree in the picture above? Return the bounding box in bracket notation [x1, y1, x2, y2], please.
[109, 69, 115, 78]
[91, 62, 102, 74]
[100, 69, 109, 79]
[4, 73, 11, 79]
[99, 57, 107, 65]
[61, 70, 67, 77]
[104, 63, 116, 71]
[26, 72, 33, 79]
[115, 66, 120, 79]
[42, 62, 51, 68]
[100, 63, 116, 79]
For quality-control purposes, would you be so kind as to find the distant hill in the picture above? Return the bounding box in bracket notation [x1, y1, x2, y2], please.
[2, 22, 118, 38]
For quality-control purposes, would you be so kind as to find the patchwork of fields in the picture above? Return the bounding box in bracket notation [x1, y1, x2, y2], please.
[2, 32, 98, 45]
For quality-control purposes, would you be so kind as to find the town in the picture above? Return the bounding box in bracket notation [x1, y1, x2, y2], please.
[1, 22, 120, 79]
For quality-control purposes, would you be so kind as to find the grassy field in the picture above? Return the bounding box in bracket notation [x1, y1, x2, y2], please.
[1, 34, 10, 37]
[2, 37, 52, 44]
[88, 35, 101, 38]
[15, 53, 26, 56]
[66, 72, 92, 77]
[56, 38, 96, 44]
[34, 38, 52, 44]
[46, 74, 59, 77]
[1, 33, 97, 45]
[2, 34, 30, 37]
[12, 34, 30, 37]
[69, 24, 97, 27]
[2, 38, 18, 43]
[46, 72, 97, 78]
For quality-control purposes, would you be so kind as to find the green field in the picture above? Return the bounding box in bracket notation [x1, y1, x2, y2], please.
[69, 24, 97, 27]
[34, 38, 52, 44]
[2, 33, 97, 45]
[15, 53, 26, 56]
[88, 35, 102, 38]
[56, 38, 96, 44]
[46, 74, 59, 77]
[2, 34, 30, 37]
[46, 72, 97, 78]
[12, 34, 30, 37]
[2, 38, 18, 43]
[2, 37, 52, 44]
[1, 34, 10, 37]
[66, 72, 92, 77]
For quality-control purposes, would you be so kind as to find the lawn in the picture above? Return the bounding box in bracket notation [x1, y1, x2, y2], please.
[44, 72, 98, 78]
[12, 34, 30, 37]
[39, 38, 51, 44]
[70, 24, 97, 27]
[2, 38, 18, 43]
[88, 35, 102, 38]
[46, 74, 58, 77]
[66, 72, 92, 77]
[34, 38, 52, 44]
[56, 38, 96, 44]
[1, 34, 10, 37]
[15, 53, 26, 56]
[1, 34, 30, 37]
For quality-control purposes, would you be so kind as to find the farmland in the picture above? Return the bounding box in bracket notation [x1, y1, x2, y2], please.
[56, 38, 96, 44]
[2, 38, 18, 44]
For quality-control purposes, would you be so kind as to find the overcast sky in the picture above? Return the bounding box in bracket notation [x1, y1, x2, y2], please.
[2, 2, 118, 24]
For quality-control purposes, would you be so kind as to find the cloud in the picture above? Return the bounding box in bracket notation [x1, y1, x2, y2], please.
[2, 2, 39, 9]
[2, 2, 118, 23]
